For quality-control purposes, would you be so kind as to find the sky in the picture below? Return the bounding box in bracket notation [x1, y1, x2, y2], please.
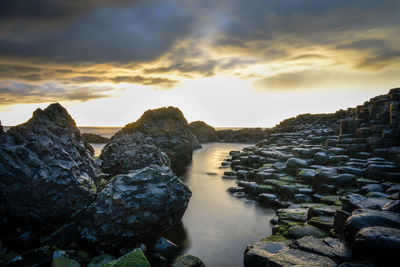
[0, 0, 399, 127]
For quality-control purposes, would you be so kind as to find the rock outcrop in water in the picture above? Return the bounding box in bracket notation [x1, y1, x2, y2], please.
[221, 88, 400, 266]
[0, 103, 97, 223]
[82, 133, 109, 144]
[100, 132, 171, 176]
[80, 165, 191, 248]
[217, 128, 267, 143]
[188, 121, 218, 143]
[113, 106, 201, 174]
[0, 103, 192, 266]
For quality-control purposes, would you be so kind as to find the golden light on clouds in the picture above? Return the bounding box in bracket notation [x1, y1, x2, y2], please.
[0, 0, 399, 127]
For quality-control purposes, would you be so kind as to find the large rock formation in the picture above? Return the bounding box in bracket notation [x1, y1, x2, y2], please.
[100, 132, 170, 176]
[82, 133, 109, 144]
[217, 128, 266, 143]
[188, 121, 218, 143]
[0, 103, 97, 223]
[113, 106, 201, 174]
[79, 165, 191, 247]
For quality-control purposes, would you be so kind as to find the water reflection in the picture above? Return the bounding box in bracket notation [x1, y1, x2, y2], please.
[166, 143, 275, 267]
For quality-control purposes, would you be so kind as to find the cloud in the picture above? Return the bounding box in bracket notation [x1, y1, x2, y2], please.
[0, 81, 115, 105]
[110, 76, 178, 88]
[254, 70, 329, 91]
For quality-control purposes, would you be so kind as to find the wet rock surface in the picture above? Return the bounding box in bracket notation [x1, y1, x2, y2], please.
[226, 88, 400, 266]
[0, 103, 97, 223]
[79, 165, 191, 248]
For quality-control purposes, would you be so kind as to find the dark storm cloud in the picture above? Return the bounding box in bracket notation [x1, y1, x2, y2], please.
[0, 0, 193, 63]
[0, 0, 399, 97]
[0, 81, 114, 105]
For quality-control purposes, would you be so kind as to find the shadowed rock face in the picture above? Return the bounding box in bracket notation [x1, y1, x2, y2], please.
[80, 165, 191, 247]
[100, 132, 171, 176]
[0, 103, 97, 223]
[113, 106, 201, 175]
[188, 121, 218, 143]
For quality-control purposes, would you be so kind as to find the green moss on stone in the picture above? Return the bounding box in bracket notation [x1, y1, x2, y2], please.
[261, 234, 287, 242]
[103, 249, 149, 267]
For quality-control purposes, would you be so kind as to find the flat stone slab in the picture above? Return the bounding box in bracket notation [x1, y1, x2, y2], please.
[288, 224, 329, 239]
[292, 236, 352, 262]
[277, 208, 309, 223]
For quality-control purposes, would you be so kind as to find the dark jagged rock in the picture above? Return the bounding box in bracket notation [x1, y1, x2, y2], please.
[188, 121, 218, 143]
[100, 132, 170, 176]
[82, 133, 109, 144]
[114, 106, 201, 174]
[217, 128, 266, 143]
[244, 241, 336, 267]
[79, 165, 191, 247]
[0, 103, 97, 223]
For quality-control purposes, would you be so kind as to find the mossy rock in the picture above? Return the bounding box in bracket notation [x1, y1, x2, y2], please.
[288, 224, 329, 239]
[277, 208, 308, 222]
[52, 257, 81, 267]
[88, 254, 115, 267]
[103, 249, 149, 267]
[171, 254, 205, 267]
[320, 195, 341, 206]
[260, 234, 288, 242]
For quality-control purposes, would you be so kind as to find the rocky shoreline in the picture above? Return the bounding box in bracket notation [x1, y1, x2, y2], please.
[221, 88, 400, 266]
[0, 87, 399, 266]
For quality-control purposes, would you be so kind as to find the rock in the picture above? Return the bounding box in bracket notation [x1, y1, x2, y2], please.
[116, 106, 201, 175]
[382, 200, 400, 212]
[286, 158, 309, 169]
[188, 121, 218, 143]
[0, 103, 97, 223]
[217, 128, 266, 143]
[102, 249, 150, 267]
[257, 193, 278, 205]
[100, 132, 170, 176]
[313, 152, 328, 165]
[334, 210, 351, 235]
[20, 246, 51, 267]
[41, 222, 78, 248]
[308, 216, 334, 232]
[82, 133, 109, 144]
[277, 208, 308, 223]
[80, 165, 191, 247]
[0, 120, 4, 135]
[287, 224, 329, 239]
[292, 236, 352, 262]
[341, 194, 389, 212]
[244, 241, 336, 267]
[307, 206, 337, 219]
[152, 237, 178, 256]
[52, 256, 81, 267]
[344, 209, 400, 241]
[88, 254, 115, 267]
[353, 226, 400, 263]
[171, 254, 205, 267]
[296, 169, 315, 185]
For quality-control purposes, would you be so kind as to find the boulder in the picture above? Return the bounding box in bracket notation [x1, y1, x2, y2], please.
[341, 194, 389, 212]
[353, 226, 400, 263]
[171, 254, 205, 267]
[244, 241, 336, 267]
[343, 209, 400, 241]
[287, 225, 328, 239]
[0, 103, 97, 223]
[80, 165, 191, 247]
[100, 132, 170, 176]
[102, 249, 150, 267]
[82, 133, 109, 144]
[292, 236, 352, 262]
[188, 121, 218, 143]
[115, 106, 201, 175]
